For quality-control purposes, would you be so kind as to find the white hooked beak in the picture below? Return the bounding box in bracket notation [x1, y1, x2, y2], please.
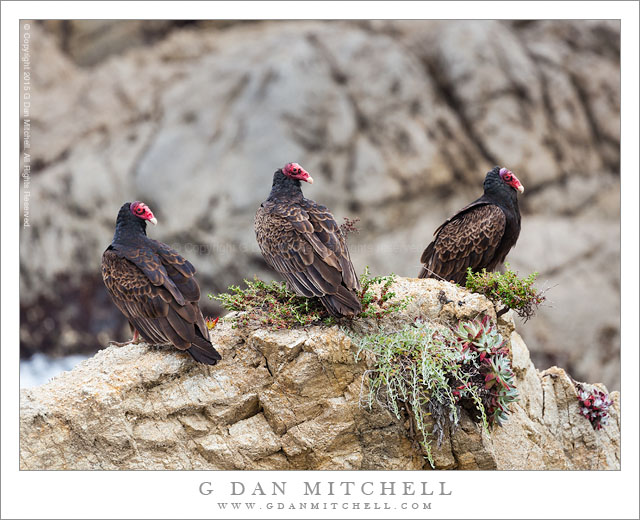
[149, 217, 158, 225]
[517, 185, 524, 194]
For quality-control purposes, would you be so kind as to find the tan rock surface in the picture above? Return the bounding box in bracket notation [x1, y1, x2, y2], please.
[20, 278, 620, 470]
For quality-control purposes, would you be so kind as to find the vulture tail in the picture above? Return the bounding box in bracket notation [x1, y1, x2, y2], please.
[417, 265, 430, 279]
[187, 330, 222, 365]
[320, 286, 362, 318]
[418, 242, 435, 278]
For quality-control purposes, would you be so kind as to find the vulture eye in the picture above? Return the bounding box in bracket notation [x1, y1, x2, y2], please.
[293, 168, 299, 174]
[136, 207, 144, 214]
[504, 174, 512, 182]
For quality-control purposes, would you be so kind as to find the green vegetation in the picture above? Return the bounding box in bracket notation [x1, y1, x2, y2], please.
[209, 277, 329, 329]
[352, 315, 518, 467]
[209, 268, 411, 330]
[453, 316, 519, 426]
[358, 267, 411, 320]
[465, 264, 546, 320]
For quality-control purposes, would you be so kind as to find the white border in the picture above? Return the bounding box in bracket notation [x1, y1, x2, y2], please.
[2, 2, 638, 519]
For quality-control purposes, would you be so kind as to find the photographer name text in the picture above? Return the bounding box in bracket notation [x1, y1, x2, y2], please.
[200, 479, 452, 496]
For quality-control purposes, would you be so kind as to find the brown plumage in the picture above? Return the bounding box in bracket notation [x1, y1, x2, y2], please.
[102, 201, 221, 365]
[255, 163, 362, 317]
[418, 166, 524, 284]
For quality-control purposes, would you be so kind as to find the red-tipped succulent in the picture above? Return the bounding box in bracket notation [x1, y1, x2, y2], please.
[453, 315, 518, 426]
[576, 383, 613, 431]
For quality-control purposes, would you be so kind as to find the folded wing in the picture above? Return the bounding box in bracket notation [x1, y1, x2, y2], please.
[419, 204, 506, 284]
[255, 199, 361, 317]
[102, 245, 221, 365]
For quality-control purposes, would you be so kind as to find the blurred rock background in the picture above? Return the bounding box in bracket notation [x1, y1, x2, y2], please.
[19, 20, 620, 389]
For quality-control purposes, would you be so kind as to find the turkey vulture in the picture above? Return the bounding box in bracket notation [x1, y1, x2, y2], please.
[418, 166, 524, 284]
[102, 201, 221, 365]
[255, 163, 362, 318]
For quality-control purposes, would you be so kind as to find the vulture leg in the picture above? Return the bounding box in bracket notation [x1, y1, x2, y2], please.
[109, 328, 142, 347]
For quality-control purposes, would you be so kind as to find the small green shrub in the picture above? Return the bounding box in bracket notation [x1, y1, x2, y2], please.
[465, 264, 546, 321]
[358, 267, 411, 321]
[210, 268, 410, 330]
[352, 315, 518, 467]
[209, 277, 330, 329]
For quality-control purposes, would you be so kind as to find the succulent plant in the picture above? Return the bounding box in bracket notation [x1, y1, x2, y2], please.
[453, 316, 517, 425]
[483, 354, 519, 425]
[455, 315, 507, 360]
[354, 314, 520, 468]
[576, 383, 613, 430]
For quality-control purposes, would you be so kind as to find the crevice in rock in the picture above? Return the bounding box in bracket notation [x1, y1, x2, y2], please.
[568, 71, 619, 173]
[417, 53, 499, 167]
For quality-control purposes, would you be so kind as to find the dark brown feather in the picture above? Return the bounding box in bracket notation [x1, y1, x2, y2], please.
[255, 180, 361, 318]
[102, 240, 220, 365]
[418, 166, 524, 284]
[419, 205, 506, 284]
[419, 166, 522, 284]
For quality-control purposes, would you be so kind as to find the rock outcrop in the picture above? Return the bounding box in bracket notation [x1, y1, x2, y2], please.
[20, 278, 620, 470]
[20, 20, 620, 391]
